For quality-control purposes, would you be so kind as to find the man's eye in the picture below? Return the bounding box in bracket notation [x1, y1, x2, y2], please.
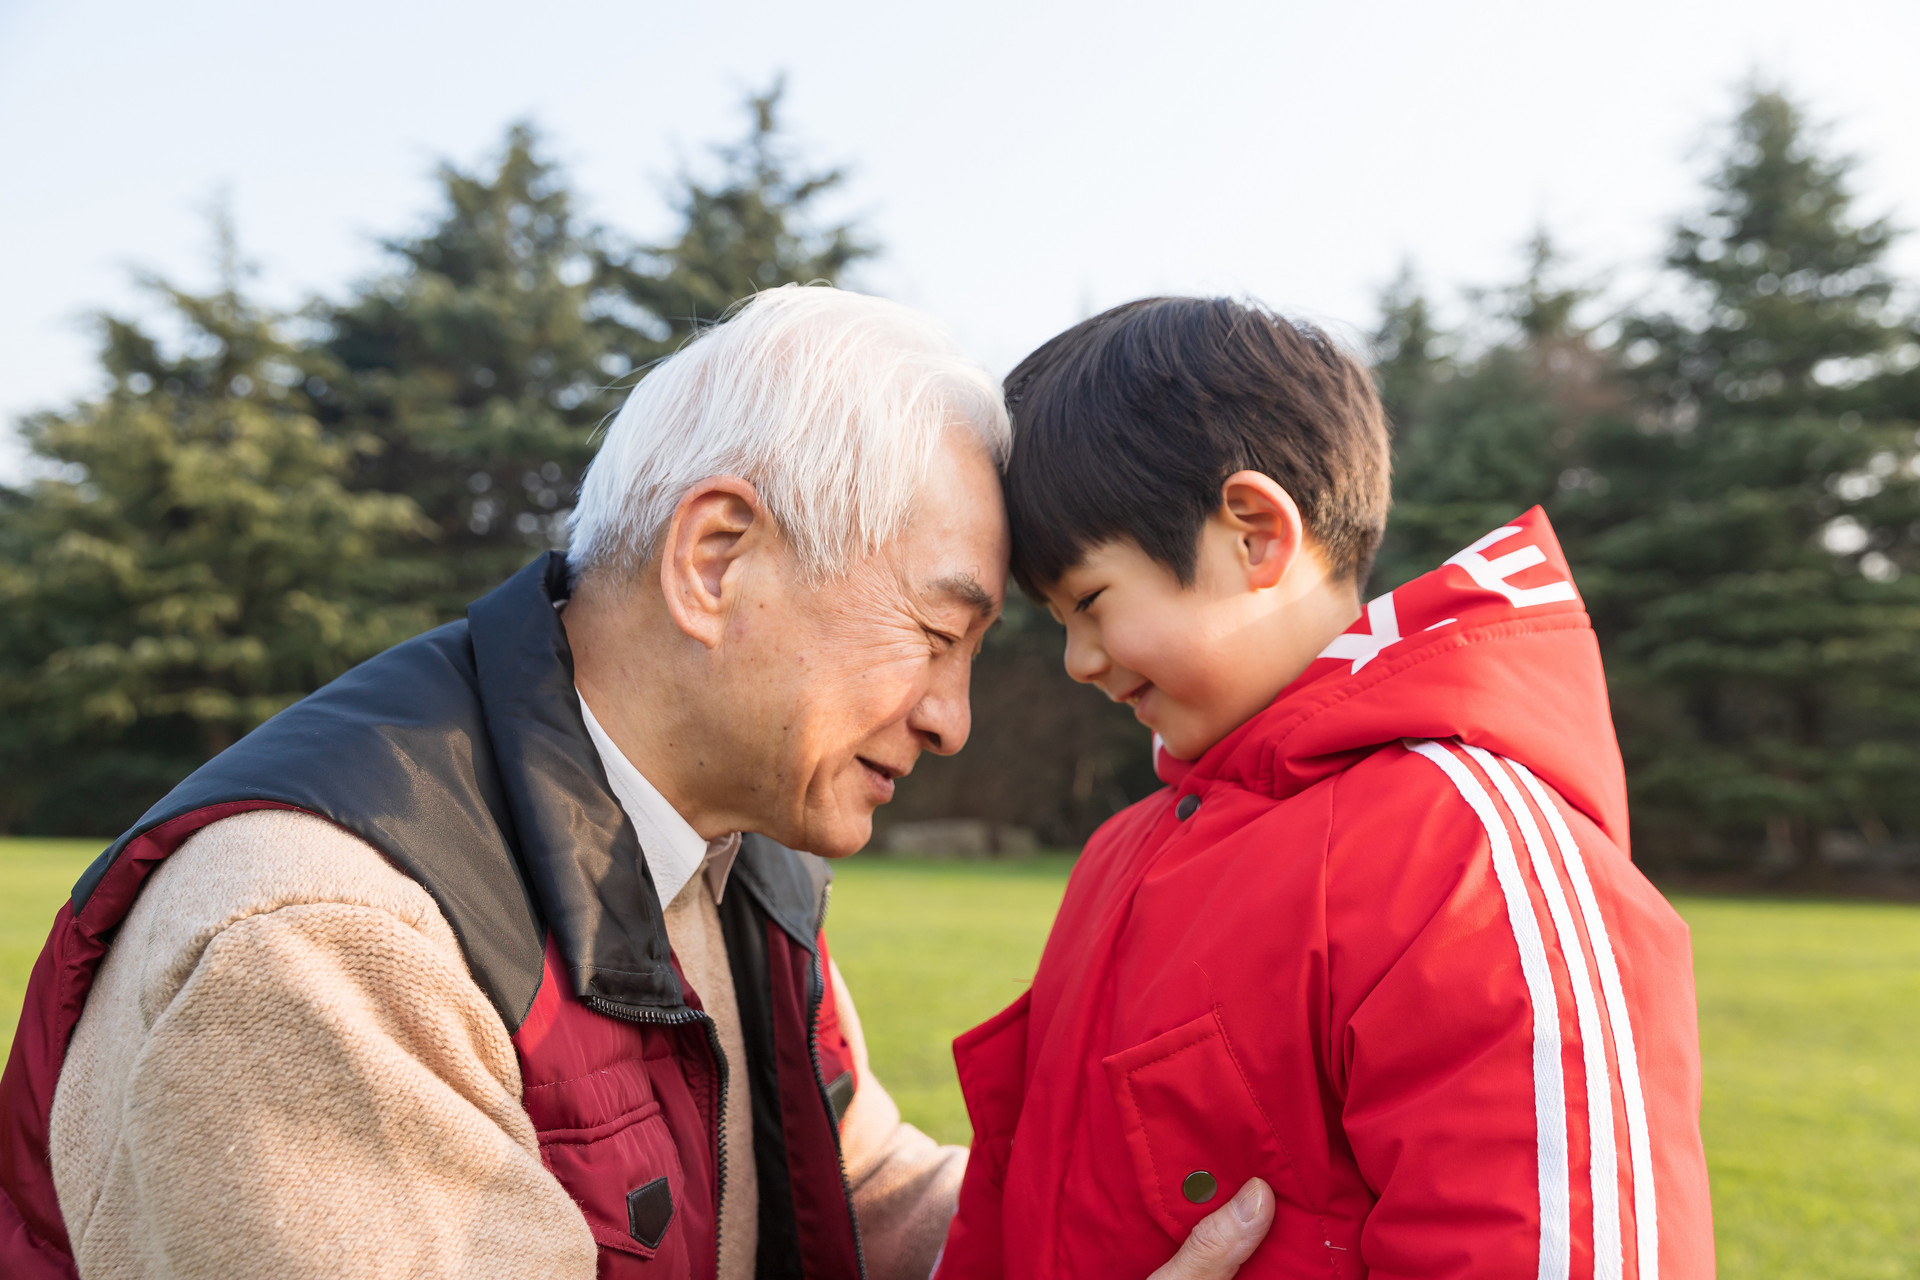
[1072, 589, 1105, 614]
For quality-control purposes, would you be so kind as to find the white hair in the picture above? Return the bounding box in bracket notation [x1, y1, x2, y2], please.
[567, 284, 1010, 585]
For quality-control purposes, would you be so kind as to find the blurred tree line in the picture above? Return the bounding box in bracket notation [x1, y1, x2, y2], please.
[4, 86, 1918, 880]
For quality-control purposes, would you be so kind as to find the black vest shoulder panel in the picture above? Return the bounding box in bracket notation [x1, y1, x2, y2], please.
[71, 614, 547, 1026]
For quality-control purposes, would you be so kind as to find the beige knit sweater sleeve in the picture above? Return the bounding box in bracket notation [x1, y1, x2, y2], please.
[49, 809, 597, 1280]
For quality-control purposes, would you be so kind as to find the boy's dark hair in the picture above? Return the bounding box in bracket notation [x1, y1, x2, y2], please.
[1004, 296, 1391, 597]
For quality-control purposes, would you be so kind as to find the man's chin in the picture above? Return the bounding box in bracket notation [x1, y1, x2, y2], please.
[811, 814, 875, 860]
[775, 801, 874, 860]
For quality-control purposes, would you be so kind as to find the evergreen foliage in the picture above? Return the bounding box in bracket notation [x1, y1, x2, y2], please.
[317, 84, 872, 611]
[1372, 235, 1623, 591]
[0, 228, 434, 833]
[1590, 90, 1920, 873]
[315, 123, 633, 608]
[1375, 90, 1920, 876]
[614, 80, 876, 338]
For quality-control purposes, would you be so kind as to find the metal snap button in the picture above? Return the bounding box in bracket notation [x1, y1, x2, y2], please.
[1176, 794, 1201, 820]
[1182, 1170, 1218, 1203]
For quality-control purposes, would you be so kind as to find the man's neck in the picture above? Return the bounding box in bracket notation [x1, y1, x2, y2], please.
[562, 576, 738, 842]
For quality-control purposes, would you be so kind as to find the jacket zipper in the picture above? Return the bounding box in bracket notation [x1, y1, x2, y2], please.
[808, 882, 870, 1280]
[586, 994, 728, 1275]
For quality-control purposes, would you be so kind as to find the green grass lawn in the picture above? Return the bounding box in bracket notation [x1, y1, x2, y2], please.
[825, 855, 1076, 1143]
[1684, 896, 1920, 1278]
[4, 840, 1916, 1275]
[0, 839, 99, 1063]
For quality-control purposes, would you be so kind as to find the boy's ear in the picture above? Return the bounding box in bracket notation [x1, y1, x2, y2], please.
[658, 476, 766, 648]
[1217, 470, 1305, 591]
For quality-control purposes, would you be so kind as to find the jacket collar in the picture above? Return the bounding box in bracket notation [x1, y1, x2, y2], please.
[1168, 508, 1627, 848]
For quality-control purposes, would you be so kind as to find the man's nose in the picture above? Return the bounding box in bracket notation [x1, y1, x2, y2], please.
[909, 661, 975, 757]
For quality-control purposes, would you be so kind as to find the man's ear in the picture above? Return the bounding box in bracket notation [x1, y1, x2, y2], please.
[1217, 470, 1305, 591]
[658, 476, 766, 648]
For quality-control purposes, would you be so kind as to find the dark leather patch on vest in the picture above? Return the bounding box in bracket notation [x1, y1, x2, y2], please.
[825, 1069, 855, 1126]
[627, 1176, 674, 1249]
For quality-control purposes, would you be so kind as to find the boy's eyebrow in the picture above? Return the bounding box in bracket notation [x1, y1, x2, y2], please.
[929, 573, 1000, 622]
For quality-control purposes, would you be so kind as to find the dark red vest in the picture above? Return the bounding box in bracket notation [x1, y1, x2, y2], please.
[0, 555, 865, 1280]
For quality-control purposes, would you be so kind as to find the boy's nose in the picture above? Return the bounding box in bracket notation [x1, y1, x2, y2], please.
[1061, 628, 1106, 686]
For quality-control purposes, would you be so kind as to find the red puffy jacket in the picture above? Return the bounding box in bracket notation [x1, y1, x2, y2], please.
[938, 509, 1714, 1280]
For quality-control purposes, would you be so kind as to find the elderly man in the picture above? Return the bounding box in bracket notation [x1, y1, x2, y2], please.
[0, 287, 1271, 1280]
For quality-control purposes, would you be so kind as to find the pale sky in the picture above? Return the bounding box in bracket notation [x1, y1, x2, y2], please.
[3, 0, 1918, 480]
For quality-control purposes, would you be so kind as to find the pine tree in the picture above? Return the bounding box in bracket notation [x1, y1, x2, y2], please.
[1593, 88, 1920, 874]
[1371, 262, 1450, 454]
[318, 85, 875, 613]
[1371, 238, 1625, 592]
[316, 123, 640, 610]
[610, 79, 876, 334]
[0, 234, 433, 833]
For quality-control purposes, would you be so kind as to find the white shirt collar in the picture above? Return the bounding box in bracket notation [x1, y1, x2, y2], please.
[577, 693, 740, 905]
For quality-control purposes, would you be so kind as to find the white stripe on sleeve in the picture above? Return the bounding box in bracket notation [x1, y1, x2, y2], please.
[1464, 746, 1623, 1280]
[1409, 740, 1571, 1280]
[1508, 759, 1660, 1280]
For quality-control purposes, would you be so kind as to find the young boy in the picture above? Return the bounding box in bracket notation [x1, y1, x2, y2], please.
[936, 298, 1713, 1280]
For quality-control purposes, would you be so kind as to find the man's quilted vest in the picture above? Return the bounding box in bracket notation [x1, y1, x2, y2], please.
[0, 554, 866, 1280]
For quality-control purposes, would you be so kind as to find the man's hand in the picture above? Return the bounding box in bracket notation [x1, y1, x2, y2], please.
[1146, 1178, 1274, 1280]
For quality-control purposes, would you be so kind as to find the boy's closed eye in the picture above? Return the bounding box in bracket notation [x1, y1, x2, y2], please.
[1073, 588, 1105, 614]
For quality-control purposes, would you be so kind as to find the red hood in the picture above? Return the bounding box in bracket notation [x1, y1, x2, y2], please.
[1155, 507, 1629, 851]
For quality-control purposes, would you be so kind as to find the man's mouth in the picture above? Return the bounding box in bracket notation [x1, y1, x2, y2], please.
[857, 756, 906, 802]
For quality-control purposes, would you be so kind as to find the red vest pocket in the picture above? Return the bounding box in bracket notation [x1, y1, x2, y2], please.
[1103, 1010, 1293, 1245]
[537, 1098, 693, 1274]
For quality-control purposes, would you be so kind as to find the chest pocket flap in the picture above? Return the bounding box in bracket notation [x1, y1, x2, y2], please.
[1103, 1009, 1296, 1244]
[953, 988, 1032, 1189]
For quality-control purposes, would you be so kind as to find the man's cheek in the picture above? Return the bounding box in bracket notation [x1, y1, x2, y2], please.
[839, 652, 930, 712]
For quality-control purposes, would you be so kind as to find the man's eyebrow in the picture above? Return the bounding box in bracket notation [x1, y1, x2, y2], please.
[929, 573, 999, 620]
